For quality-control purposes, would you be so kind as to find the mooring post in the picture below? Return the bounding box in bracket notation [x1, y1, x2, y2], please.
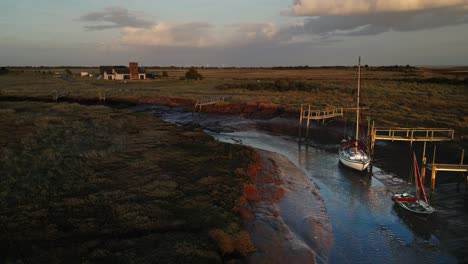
[431, 165, 437, 191]
[461, 149, 465, 165]
[370, 121, 375, 171]
[299, 104, 303, 140]
[305, 105, 311, 140]
[192, 99, 198, 116]
[367, 118, 373, 172]
[430, 145, 437, 191]
[421, 142, 427, 182]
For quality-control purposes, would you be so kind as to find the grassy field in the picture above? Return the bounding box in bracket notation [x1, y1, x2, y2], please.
[0, 101, 256, 263]
[1, 67, 467, 136]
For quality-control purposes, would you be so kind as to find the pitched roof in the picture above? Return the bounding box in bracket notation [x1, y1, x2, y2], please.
[99, 65, 127, 74]
[115, 68, 130, 74]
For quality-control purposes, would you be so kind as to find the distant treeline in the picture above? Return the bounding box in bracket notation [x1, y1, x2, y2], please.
[3, 65, 417, 71]
[396, 77, 468, 86]
[216, 79, 324, 92]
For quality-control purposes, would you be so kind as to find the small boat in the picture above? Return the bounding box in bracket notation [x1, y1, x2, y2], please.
[339, 57, 371, 172]
[392, 151, 435, 216]
[392, 193, 435, 215]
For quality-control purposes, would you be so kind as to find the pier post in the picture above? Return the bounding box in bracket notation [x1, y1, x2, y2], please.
[431, 165, 437, 191]
[305, 105, 311, 140]
[421, 142, 427, 182]
[461, 149, 465, 165]
[192, 99, 198, 116]
[299, 104, 303, 140]
[370, 121, 375, 171]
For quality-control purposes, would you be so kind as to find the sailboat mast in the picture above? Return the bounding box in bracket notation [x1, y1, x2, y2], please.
[355, 57, 361, 141]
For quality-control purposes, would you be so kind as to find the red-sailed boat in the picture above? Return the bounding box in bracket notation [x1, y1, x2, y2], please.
[392, 151, 435, 216]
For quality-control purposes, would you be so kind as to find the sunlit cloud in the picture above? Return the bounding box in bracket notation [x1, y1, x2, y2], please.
[289, 0, 468, 16]
[120, 23, 217, 47]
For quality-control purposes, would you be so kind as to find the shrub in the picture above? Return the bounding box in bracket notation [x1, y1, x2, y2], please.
[185, 68, 203, 80]
[0, 67, 9, 75]
[209, 229, 234, 255]
[233, 231, 256, 256]
[162, 71, 169, 77]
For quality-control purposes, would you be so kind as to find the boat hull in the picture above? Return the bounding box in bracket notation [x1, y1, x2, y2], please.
[339, 151, 370, 172]
[392, 194, 435, 216]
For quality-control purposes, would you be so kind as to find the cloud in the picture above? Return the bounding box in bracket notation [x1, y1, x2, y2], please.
[230, 23, 279, 40]
[276, 3, 468, 45]
[80, 8, 281, 48]
[120, 22, 281, 48]
[80, 7, 153, 30]
[120, 23, 217, 47]
[292, 8, 468, 38]
[289, 0, 468, 16]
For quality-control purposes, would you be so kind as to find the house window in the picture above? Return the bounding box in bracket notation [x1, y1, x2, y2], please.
[140, 75, 144, 80]
[108, 76, 112, 80]
[124, 75, 130, 80]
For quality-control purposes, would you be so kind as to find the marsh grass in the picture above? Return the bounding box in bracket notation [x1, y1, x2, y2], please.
[0, 101, 255, 263]
[1, 69, 466, 135]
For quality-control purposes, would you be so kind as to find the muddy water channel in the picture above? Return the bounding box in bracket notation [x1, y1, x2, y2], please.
[132, 105, 463, 264]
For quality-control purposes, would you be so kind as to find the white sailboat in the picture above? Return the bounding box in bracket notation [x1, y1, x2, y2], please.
[339, 57, 371, 171]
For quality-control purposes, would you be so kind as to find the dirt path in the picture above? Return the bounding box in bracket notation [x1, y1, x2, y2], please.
[245, 149, 333, 264]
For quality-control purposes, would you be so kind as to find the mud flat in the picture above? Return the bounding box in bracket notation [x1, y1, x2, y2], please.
[246, 149, 332, 264]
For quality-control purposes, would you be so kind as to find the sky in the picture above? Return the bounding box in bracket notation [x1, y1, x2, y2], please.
[1, 0, 468, 66]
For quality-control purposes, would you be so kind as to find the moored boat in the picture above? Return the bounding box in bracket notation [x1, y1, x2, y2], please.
[392, 193, 435, 215]
[392, 151, 435, 216]
[339, 139, 371, 171]
[338, 57, 371, 172]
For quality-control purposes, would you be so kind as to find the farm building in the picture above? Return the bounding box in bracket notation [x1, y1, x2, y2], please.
[100, 62, 146, 80]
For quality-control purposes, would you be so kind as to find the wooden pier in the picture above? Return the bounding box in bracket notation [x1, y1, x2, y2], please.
[369, 127, 455, 174]
[193, 96, 227, 114]
[371, 128, 454, 145]
[425, 147, 467, 191]
[299, 105, 343, 139]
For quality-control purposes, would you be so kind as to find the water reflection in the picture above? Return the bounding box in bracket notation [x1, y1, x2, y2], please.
[134, 106, 458, 264]
[219, 133, 456, 264]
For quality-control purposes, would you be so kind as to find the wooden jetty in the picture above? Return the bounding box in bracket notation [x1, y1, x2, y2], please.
[298, 105, 343, 139]
[369, 127, 455, 174]
[371, 128, 454, 145]
[426, 147, 467, 191]
[193, 96, 227, 114]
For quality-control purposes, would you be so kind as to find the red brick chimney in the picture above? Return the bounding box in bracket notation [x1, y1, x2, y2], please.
[129, 62, 139, 80]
